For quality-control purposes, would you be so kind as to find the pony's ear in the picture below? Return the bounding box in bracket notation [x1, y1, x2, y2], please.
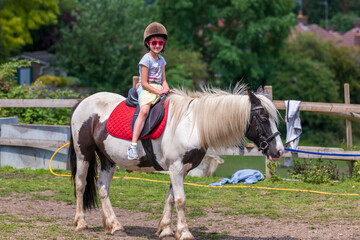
[247, 88, 262, 105]
[256, 86, 264, 94]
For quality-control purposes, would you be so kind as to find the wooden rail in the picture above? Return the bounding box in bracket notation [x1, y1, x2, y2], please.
[0, 137, 68, 148]
[2, 98, 360, 114]
[0, 99, 81, 108]
[273, 100, 360, 113]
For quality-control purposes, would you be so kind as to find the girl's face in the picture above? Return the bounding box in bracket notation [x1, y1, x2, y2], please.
[148, 36, 166, 55]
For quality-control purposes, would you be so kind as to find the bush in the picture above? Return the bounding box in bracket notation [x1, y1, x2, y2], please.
[0, 85, 84, 125]
[289, 159, 340, 184]
[34, 75, 67, 88]
[267, 161, 282, 182]
[65, 76, 83, 87]
[0, 59, 33, 93]
[351, 161, 360, 182]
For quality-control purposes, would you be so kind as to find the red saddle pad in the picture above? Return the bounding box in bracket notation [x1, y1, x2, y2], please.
[106, 100, 169, 140]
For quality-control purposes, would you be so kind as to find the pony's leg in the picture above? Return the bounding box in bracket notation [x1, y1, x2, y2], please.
[96, 152, 125, 234]
[169, 165, 194, 240]
[74, 159, 90, 232]
[157, 184, 175, 239]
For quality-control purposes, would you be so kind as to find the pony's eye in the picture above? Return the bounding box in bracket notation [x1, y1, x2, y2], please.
[259, 112, 269, 122]
[260, 116, 268, 122]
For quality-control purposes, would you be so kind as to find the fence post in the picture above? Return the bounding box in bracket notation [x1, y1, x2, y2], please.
[132, 76, 139, 88]
[264, 86, 273, 101]
[264, 86, 273, 179]
[344, 83, 354, 175]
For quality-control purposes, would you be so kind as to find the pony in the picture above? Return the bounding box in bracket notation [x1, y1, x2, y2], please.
[69, 84, 284, 240]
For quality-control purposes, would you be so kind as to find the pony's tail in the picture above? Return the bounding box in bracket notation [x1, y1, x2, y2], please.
[69, 127, 98, 211]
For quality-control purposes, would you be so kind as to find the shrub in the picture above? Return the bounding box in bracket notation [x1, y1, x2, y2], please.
[34, 75, 67, 88]
[0, 85, 84, 125]
[0, 59, 33, 93]
[351, 161, 360, 182]
[289, 159, 340, 184]
[267, 161, 282, 182]
[65, 76, 83, 87]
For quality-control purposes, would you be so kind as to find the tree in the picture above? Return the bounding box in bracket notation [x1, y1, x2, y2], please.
[56, 0, 154, 91]
[268, 49, 343, 145]
[0, 0, 60, 60]
[157, 0, 296, 89]
[327, 13, 357, 33]
[301, 0, 342, 25]
[22, 0, 79, 52]
[301, 0, 360, 27]
[163, 47, 208, 90]
[282, 34, 360, 104]
[327, 45, 360, 104]
[267, 33, 360, 145]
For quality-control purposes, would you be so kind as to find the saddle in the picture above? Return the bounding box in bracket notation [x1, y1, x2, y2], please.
[126, 88, 167, 138]
[106, 88, 169, 141]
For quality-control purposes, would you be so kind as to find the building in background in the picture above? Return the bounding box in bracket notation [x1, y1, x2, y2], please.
[12, 51, 66, 85]
[290, 12, 360, 48]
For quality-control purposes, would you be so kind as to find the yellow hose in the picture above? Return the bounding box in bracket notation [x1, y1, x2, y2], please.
[49, 142, 360, 197]
[49, 142, 71, 177]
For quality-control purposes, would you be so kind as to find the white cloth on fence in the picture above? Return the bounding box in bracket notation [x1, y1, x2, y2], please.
[284, 100, 302, 167]
[285, 100, 302, 149]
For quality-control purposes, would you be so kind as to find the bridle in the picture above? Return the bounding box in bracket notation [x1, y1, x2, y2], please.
[246, 105, 280, 154]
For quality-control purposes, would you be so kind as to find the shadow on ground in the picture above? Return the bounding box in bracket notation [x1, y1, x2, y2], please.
[89, 225, 300, 240]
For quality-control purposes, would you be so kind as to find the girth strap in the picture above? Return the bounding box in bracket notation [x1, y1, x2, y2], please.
[141, 139, 164, 171]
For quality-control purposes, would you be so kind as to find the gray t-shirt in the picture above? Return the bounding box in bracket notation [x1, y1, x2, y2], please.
[138, 53, 167, 85]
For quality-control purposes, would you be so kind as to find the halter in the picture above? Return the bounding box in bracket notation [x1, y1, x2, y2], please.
[246, 106, 280, 154]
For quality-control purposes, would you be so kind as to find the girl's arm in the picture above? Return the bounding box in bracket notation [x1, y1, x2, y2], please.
[161, 67, 170, 93]
[140, 66, 168, 95]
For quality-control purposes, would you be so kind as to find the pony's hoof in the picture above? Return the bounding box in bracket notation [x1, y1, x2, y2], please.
[158, 226, 174, 239]
[175, 231, 194, 240]
[110, 227, 126, 237]
[74, 223, 88, 232]
[110, 225, 125, 235]
[105, 222, 125, 234]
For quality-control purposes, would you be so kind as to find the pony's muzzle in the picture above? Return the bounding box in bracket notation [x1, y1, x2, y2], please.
[268, 148, 283, 161]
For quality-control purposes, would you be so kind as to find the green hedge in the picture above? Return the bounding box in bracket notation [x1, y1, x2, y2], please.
[0, 86, 84, 125]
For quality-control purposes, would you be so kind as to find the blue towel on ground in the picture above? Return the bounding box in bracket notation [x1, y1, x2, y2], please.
[209, 169, 264, 186]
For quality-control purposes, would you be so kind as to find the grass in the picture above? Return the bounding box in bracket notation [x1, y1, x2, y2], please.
[215, 155, 353, 178]
[2, 166, 360, 219]
[1, 166, 360, 239]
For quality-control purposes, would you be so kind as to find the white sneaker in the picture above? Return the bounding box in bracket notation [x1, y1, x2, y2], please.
[127, 145, 138, 160]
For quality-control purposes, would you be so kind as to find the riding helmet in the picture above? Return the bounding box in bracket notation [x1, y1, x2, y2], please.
[143, 22, 167, 48]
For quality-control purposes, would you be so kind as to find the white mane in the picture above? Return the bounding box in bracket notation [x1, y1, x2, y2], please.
[166, 84, 279, 149]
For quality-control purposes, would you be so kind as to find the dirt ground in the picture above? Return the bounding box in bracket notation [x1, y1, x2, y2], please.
[1, 192, 360, 240]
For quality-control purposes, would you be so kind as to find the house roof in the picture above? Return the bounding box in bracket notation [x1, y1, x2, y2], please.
[19, 51, 57, 65]
[338, 28, 360, 47]
[291, 13, 360, 48]
[290, 23, 343, 45]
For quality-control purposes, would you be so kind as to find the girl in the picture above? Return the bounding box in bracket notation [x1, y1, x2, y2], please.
[128, 22, 171, 160]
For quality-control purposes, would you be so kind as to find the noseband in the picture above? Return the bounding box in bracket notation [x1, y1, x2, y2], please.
[246, 106, 280, 154]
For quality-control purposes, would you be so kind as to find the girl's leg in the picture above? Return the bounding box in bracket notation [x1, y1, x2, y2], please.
[132, 103, 151, 142]
[128, 103, 151, 160]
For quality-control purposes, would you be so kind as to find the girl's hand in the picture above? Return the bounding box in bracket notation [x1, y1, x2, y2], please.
[160, 88, 171, 95]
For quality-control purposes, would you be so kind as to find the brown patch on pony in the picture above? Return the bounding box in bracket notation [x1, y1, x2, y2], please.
[137, 155, 158, 168]
[93, 118, 115, 171]
[182, 149, 206, 172]
[78, 115, 97, 160]
[76, 114, 100, 210]
[78, 114, 115, 171]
